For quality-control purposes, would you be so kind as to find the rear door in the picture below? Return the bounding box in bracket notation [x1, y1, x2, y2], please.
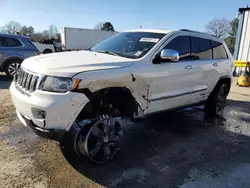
[189, 37, 214, 103]
[210, 40, 230, 82]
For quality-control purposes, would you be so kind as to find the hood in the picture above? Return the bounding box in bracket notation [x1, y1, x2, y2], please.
[21, 51, 134, 77]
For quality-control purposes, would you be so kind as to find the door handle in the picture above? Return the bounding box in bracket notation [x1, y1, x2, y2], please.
[213, 63, 219, 66]
[185, 65, 193, 69]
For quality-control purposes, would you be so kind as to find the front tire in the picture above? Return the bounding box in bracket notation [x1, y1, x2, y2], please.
[205, 83, 228, 116]
[74, 117, 123, 164]
[4, 59, 22, 77]
[69, 100, 123, 164]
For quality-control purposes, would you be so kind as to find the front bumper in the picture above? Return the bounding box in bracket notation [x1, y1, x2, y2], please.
[10, 81, 89, 132]
[17, 110, 65, 141]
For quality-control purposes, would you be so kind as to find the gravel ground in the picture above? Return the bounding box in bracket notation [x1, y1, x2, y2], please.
[1, 75, 250, 188]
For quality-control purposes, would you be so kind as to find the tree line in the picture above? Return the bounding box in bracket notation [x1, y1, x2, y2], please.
[0, 21, 60, 42]
[1, 19, 236, 52]
[94, 22, 115, 31]
[205, 18, 238, 53]
[0, 21, 115, 43]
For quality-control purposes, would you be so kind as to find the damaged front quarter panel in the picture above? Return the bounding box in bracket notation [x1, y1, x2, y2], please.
[64, 93, 90, 131]
[74, 70, 150, 115]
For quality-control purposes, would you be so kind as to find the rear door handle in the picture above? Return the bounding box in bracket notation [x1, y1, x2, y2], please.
[185, 65, 194, 69]
[213, 63, 219, 66]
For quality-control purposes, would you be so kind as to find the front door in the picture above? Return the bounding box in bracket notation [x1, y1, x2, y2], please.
[145, 36, 195, 114]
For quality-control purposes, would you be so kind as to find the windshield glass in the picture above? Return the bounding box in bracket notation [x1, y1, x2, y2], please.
[91, 32, 165, 59]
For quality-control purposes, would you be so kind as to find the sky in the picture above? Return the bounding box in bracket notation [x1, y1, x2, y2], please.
[0, 0, 249, 33]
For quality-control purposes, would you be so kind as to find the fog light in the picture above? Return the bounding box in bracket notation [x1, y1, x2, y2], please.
[31, 108, 46, 119]
[38, 111, 46, 118]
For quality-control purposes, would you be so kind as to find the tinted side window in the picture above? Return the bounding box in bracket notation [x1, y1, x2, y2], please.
[0, 37, 7, 47]
[5, 37, 22, 47]
[191, 37, 212, 60]
[164, 36, 191, 60]
[210, 40, 228, 59]
[28, 40, 38, 49]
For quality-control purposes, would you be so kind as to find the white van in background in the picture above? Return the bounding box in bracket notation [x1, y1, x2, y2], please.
[60, 27, 118, 50]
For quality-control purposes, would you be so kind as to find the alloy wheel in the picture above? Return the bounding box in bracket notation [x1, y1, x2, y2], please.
[75, 117, 123, 164]
[216, 85, 227, 115]
[8, 62, 20, 76]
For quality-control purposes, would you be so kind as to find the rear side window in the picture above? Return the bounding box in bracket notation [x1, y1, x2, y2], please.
[5, 37, 22, 47]
[191, 37, 212, 60]
[28, 40, 38, 49]
[210, 40, 228, 59]
[0, 37, 5, 47]
[164, 36, 191, 60]
[0, 36, 22, 47]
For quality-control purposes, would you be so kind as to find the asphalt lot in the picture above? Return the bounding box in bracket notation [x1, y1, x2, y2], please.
[1, 75, 250, 188]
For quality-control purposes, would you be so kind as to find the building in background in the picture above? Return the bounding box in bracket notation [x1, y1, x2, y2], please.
[234, 6, 250, 61]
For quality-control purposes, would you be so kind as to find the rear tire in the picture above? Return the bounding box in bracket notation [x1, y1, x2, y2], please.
[43, 49, 53, 54]
[205, 83, 228, 116]
[4, 59, 22, 77]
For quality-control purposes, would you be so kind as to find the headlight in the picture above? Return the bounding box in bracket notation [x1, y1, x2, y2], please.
[39, 76, 81, 92]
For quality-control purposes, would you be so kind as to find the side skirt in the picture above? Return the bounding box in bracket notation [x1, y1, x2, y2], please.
[134, 100, 206, 121]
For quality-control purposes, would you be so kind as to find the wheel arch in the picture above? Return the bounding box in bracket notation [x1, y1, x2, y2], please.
[214, 76, 231, 95]
[43, 49, 53, 54]
[76, 87, 141, 120]
[2, 56, 24, 70]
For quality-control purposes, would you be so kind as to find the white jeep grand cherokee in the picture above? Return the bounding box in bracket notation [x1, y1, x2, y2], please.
[10, 29, 233, 163]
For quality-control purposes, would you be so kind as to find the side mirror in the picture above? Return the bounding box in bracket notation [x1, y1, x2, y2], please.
[160, 49, 179, 62]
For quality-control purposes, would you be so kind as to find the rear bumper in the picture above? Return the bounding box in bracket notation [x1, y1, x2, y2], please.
[17, 109, 65, 141]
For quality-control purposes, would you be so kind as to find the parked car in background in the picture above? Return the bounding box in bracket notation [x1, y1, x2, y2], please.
[32, 42, 55, 54]
[32, 38, 62, 54]
[0, 33, 39, 76]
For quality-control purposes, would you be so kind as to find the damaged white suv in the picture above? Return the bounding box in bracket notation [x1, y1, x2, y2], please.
[10, 29, 233, 163]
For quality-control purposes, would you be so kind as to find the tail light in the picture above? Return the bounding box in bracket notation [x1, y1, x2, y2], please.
[36, 51, 40, 55]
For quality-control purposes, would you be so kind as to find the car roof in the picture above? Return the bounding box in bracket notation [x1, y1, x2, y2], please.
[125, 29, 222, 42]
[0, 33, 30, 39]
[125, 29, 172, 34]
[177, 29, 223, 42]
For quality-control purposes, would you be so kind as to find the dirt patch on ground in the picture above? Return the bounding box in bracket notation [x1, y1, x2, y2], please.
[0, 97, 16, 128]
[31, 141, 99, 188]
[0, 142, 49, 188]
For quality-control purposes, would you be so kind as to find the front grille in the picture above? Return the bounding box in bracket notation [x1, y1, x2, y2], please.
[15, 68, 39, 93]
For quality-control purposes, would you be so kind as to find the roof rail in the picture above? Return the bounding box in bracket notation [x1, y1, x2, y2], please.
[180, 29, 206, 34]
[179, 29, 217, 37]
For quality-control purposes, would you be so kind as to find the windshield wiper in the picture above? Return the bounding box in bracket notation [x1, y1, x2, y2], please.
[96, 50, 120, 56]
